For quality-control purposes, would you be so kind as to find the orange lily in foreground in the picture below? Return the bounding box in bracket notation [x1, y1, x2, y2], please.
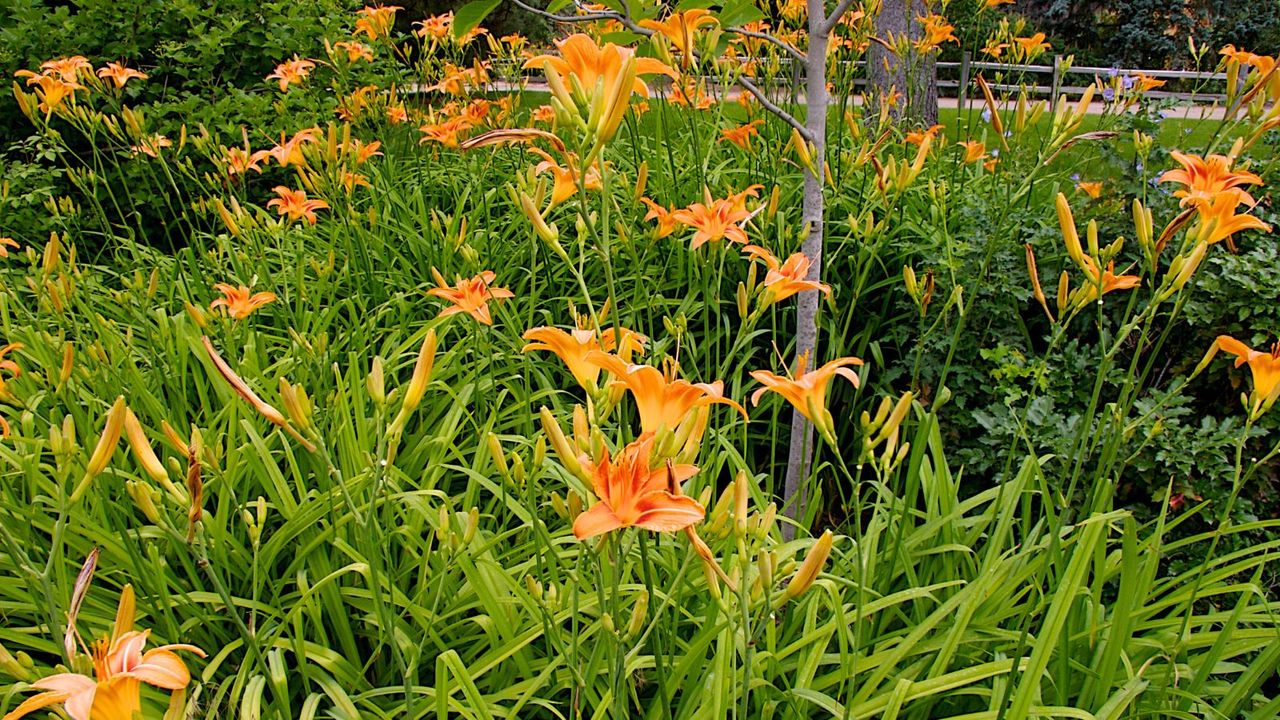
[750, 354, 863, 445]
[266, 186, 329, 225]
[672, 196, 751, 249]
[210, 284, 277, 320]
[1192, 189, 1271, 249]
[1208, 335, 1280, 415]
[639, 9, 719, 68]
[742, 245, 830, 306]
[427, 270, 514, 325]
[522, 325, 646, 392]
[956, 140, 986, 163]
[573, 435, 704, 540]
[1073, 257, 1141, 304]
[1158, 151, 1262, 209]
[3, 585, 204, 720]
[523, 34, 675, 145]
[589, 353, 745, 435]
[640, 198, 680, 239]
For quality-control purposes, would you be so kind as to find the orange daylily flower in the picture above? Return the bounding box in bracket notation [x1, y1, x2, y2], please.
[524, 34, 676, 144]
[531, 105, 556, 125]
[346, 139, 383, 164]
[341, 171, 371, 193]
[354, 5, 401, 39]
[640, 198, 680, 239]
[531, 148, 601, 207]
[524, 34, 676, 100]
[210, 284, 277, 320]
[1076, 181, 1103, 198]
[668, 82, 714, 109]
[130, 134, 171, 158]
[419, 117, 475, 148]
[3, 585, 204, 720]
[266, 186, 329, 225]
[1193, 189, 1271, 249]
[742, 245, 830, 305]
[1159, 151, 1262, 209]
[1132, 73, 1165, 93]
[572, 434, 704, 540]
[1209, 336, 1280, 414]
[915, 14, 957, 52]
[981, 40, 1009, 58]
[0, 343, 22, 403]
[96, 63, 147, 88]
[750, 354, 863, 444]
[719, 120, 764, 150]
[23, 74, 84, 113]
[266, 56, 316, 92]
[223, 145, 270, 176]
[983, 0, 1015, 7]
[1013, 33, 1050, 58]
[905, 124, 944, 145]
[427, 270, 514, 325]
[39, 56, 92, 82]
[333, 41, 375, 63]
[522, 325, 647, 391]
[415, 13, 453, 40]
[266, 128, 320, 167]
[0, 237, 19, 257]
[957, 140, 986, 163]
[1075, 256, 1141, 304]
[639, 9, 719, 67]
[671, 195, 752, 249]
[587, 353, 746, 434]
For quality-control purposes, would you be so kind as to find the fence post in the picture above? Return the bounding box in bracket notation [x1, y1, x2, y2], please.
[958, 51, 971, 113]
[1050, 54, 1063, 100]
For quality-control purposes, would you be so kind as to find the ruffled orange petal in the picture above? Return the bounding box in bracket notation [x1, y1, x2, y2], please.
[573, 502, 625, 539]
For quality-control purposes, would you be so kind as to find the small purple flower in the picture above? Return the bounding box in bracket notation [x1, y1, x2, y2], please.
[991, 148, 1000, 158]
[1136, 162, 1144, 173]
[1107, 66, 1119, 78]
[1103, 87, 1115, 102]
[1071, 172, 1081, 181]
[982, 108, 992, 123]
[1121, 74, 1135, 90]
[1159, 108, 1174, 118]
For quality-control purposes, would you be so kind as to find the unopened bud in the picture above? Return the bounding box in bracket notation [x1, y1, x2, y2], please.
[785, 529, 834, 600]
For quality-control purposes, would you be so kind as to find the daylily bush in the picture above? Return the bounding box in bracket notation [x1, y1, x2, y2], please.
[1, 1, 1279, 717]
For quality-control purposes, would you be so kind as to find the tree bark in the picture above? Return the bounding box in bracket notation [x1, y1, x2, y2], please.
[782, 0, 831, 540]
[866, 0, 939, 126]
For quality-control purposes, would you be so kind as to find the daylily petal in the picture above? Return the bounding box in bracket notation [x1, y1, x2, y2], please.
[633, 492, 705, 532]
[573, 503, 626, 539]
[125, 648, 191, 689]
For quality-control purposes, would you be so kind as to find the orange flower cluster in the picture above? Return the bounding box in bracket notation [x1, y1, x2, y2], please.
[1159, 151, 1270, 250]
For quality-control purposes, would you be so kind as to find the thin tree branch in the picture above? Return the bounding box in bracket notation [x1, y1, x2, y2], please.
[727, 27, 805, 64]
[737, 76, 812, 141]
[823, 0, 860, 35]
[510, 0, 651, 36]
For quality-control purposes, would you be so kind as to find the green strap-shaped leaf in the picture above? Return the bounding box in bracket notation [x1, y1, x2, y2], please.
[453, 0, 502, 40]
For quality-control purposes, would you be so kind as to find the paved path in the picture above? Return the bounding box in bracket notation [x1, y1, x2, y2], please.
[490, 80, 1231, 120]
